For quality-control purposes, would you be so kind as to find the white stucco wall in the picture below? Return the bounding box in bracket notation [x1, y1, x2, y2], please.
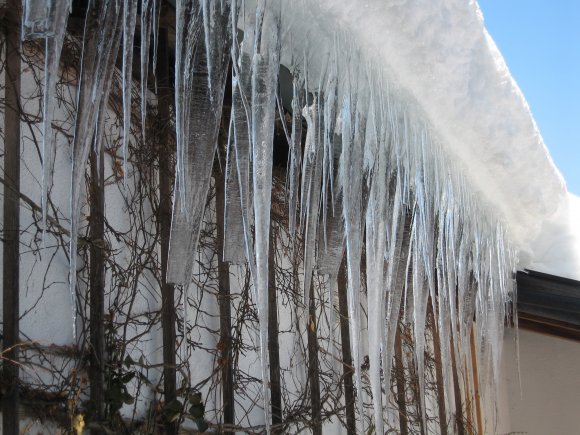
[497, 328, 580, 435]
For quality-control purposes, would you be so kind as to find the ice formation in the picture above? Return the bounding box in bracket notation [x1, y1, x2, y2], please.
[121, 0, 139, 183]
[17, 0, 569, 432]
[168, 0, 232, 285]
[22, 0, 71, 230]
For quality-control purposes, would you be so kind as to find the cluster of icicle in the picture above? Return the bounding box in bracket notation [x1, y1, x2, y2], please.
[25, 0, 516, 432]
[22, 0, 161, 340]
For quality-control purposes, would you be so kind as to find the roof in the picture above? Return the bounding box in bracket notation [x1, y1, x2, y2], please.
[517, 269, 580, 341]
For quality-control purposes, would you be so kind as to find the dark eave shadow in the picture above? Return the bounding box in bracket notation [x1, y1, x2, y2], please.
[516, 269, 580, 341]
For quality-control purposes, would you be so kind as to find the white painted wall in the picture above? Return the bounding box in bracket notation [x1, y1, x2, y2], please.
[497, 328, 580, 435]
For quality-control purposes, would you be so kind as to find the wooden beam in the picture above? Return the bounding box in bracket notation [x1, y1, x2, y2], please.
[215, 135, 235, 433]
[337, 257, 356, 435]
[517, 312, 580, 342]
[268, 227, 283, 430]
[470, 327, 483, 435]
[463, 355, 474, 434]
[394, 324, 408, 435]
[307, 274, 322, 435]
[156, 27, 177, 435]
[429, 305, 448, 435]
[2, 1, 22, 433]
[450, 333, 465, 435]
[89, 142, 106, 431]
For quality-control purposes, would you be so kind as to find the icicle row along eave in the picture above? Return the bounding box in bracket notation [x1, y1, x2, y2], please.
[18, 0, 520, 432]
[235, 2, 519, 431]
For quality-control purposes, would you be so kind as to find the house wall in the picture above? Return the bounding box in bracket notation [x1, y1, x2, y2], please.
[497, 327, 580, 435]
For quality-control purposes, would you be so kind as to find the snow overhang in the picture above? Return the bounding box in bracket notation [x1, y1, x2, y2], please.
[240, 0, 566, 253]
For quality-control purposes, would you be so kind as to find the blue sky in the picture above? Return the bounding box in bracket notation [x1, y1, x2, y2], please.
[478, 1, 580, 195]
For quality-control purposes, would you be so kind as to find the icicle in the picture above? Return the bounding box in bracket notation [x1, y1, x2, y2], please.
[411, 216, 430, 433]
[140, 0, 154, 143]
[167, 0, 232, 285]
[489, 224, 509, 389]
[435, 242, 454, 426]
[69, 0, 123, 340]
[224, 44, 252, 266]
[444, 182, 460, 351]
[300, 96, 323, 306]
[249, 1, 280, 431]
[380, 128, 405, 372]
[223, 112, 245, 264]
[231, 54, 256, 270]
[339, 90, 366, 423]
[364, 95, 389, 435]
[21, 0, 70, 233]
[415, 128, 436, 311]
[457, 219, 476, 352]
[151, 0, 161, 93]
[42, 2, 69, 233]
[287, 73, 303, 240]
[121, 0, 138, 185]
[318, 186, 345, 375]
[320, 64, 338, 249]
[202, 0, 211, 74]
[174, 0, 202, 206]
[402, 205, 415, 327]
[22, 0, 58, 39]
[383, 182, 410, 429]
[317, 187, 344, 278]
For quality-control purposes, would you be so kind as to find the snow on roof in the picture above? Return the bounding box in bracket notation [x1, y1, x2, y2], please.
[526, 193, 580, 281]
[273, 0, 566, 250]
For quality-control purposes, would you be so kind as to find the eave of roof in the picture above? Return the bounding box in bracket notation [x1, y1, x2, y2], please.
[517, 269, 580, 341]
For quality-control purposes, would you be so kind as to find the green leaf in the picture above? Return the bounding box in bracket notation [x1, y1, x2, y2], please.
[121, 391, 134, 405]
[124, 355, 134, 368]
[189, 391, 202, 406]
[164, 399, 183, 423]
[137, 372, 152, 386]
[189, 403, 205, 419]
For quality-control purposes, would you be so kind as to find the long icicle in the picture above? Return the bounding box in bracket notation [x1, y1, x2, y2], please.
[223, 114, 246, 264]
[140, 0, 154, 144]
[167, 0, 232, 285]
[39, 0, 70, 233]
[173, 0, 201, 207]
[121, 0, 139, 186]
[288, 73, 303, 241]
[340, 90, 366, 424]
[249, 1, 280, 431]
[301, 95, 323, 306]
[69, 0, 123, 340]
[365, 96, 389, 435]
